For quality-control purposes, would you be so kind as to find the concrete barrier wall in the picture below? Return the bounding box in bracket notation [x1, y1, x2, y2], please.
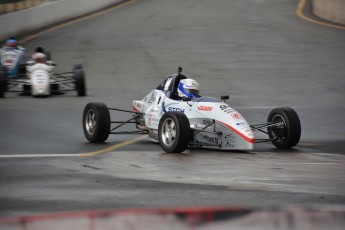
[312, 0, 345, 25]
[1, 0, 344, 42]
[0, 0, 123, 41]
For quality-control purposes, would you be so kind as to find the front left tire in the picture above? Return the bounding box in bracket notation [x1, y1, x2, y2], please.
[83, 102, 110, 142]
[158, 112, 191, 153]
[0, 70, 6, 98]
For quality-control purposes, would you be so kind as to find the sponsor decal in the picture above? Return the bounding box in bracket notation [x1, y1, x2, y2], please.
[224, 134, 236, 147]
[231, 112, 241, 119]
[162, 102, 185, 113]
[225, 141, 235, 148]
[201, 134, 218, 143]
[236, 122, 245, 126]
[224, 133, 234, 140]
[219, 104, 230, 110]
[148, 93, 156, 103]
[197, 106, 213, 111]
[168, 107, 185, 112]
[219, 104, 235, 114]
[202, 120, 212, 125]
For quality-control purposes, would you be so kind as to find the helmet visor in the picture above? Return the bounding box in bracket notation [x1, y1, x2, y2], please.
[186, 89, 200, 97]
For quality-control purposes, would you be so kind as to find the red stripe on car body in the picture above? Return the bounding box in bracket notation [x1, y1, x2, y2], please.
[219, 121, 255, 143]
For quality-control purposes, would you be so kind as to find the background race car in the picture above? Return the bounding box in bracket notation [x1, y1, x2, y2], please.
[0, 62, 86, 98]
[0, 39, 26, 78]
[0, 48, 86, 98]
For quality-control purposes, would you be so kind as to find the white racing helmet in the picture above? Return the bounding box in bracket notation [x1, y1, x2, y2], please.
[177, 78, 200, 99]
[32, 52, 46, 63]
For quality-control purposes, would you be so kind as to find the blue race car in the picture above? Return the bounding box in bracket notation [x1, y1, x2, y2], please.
[0, 39, 26, 78]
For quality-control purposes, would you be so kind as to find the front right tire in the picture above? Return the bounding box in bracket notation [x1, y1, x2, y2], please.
[0, 70, 7, 98]
[75, 69, 86, 96]
[0, 65, 7, 73]
[267, 107, 301, 148]
[83, 102, 110, 142]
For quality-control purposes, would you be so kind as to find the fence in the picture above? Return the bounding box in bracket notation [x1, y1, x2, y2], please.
[0, 0, 56, 15]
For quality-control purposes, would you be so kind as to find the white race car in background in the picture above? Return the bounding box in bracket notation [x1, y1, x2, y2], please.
[0, 49, 86, 98]
[82, 68, 301, 153]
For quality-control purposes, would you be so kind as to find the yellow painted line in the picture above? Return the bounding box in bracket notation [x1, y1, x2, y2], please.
[20, 0, 137, 43]
[0, 135, 148, 158]
[79, 135, 148, 157]
[296, 0, 345, 30]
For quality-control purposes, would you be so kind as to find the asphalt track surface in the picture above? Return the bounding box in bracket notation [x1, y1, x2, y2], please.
[0, 0, 344, 218]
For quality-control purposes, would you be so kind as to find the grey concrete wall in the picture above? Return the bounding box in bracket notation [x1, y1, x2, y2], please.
[312, 0, 345, 25]
[0, 0, 123, 41]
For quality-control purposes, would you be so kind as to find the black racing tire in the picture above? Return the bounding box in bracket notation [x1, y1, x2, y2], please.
[18, 64, 27, 77]
[73, 64, 83, 71]
[267, 107, 301, 149]
[75, 69, 86, 96]
[0, 65, 7, 73]
[22, 84, 31, 96]
[83, 102, 110, 143]
[45, 51, 52, 61]
[0, 71, 6, 98]
[158, 112, 191, 153]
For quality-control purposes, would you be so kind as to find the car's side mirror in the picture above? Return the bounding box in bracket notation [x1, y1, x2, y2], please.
[221, 95, 229, 102]
[26, 61, 34, 66]
[182, 97, 192, 102]
[47, 61, 56, 66]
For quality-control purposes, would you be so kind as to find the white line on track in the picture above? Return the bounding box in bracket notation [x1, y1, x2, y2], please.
[268, 162, 338, 165]
[0, 154, 80, 158]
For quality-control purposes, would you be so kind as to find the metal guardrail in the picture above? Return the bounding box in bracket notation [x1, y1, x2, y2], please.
[0, 0, 57, 15]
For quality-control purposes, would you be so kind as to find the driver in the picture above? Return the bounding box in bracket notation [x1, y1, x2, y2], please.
[32, 52, 47, 64]
[4, 38, 25, 50]
[5, 39, 17, 49]
[0, 39, 26, 54]
[177, 78, 200, 100]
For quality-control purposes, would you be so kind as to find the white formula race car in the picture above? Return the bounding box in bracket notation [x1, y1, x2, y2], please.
[82, 68, 301, 153]
[0, 50, 86, 98]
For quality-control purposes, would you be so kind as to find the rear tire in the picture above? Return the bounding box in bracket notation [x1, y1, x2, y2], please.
[45, 51, 52, 61]
[22, 84, 31, 96]
[83, 102, 110, 142]
[0, 71, 6, 98]
[75, 69, 86, 96]
[267, 107, 301, 148]
[73, 64, 83, 71]
[0, 65, 7, 73]
[158, 112, 191, 153]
